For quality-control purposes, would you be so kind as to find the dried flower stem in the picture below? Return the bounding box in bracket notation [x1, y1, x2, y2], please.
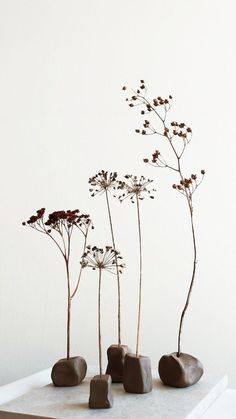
[81, 246, 124, 376]
[23, 209, 92, 360]
[66, 260, 71, 360]
[105, 189, 121, 346]
[124, 83, 205, 357]
[98, 268, 102, 377]
[145, 96, 197, 356]
[135, 195, 142, 357]
[71, 232, 89, 298]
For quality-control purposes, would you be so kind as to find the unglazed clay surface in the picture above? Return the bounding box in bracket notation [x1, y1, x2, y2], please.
[51, 356, 87, 387]
[158, 352, 204, 388]
[106, 344, 131, 383]
[89, 374, 113, 409]
[123, 353, 153, 394]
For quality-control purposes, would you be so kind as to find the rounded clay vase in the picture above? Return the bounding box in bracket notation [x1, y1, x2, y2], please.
[51, 356, 87, 387]
[158, 352, 203, 388]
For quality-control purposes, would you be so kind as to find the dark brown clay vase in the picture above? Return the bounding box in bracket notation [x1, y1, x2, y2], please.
[51, 356, 87, 387]
[158, 352, 203, 388]
[106, 344, 131, 383]
[89, 374, 113, 409]
[123, 353, 153, 394]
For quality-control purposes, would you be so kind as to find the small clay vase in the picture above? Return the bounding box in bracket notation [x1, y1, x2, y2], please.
[106, 344, 131, 383]
[51, 356, 87, 387]
[123, 353, 153, 394]
[158, 352, 203, 388]
[89, 374, 113, 409]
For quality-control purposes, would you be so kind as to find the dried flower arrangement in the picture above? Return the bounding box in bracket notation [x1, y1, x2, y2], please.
[123, 80, 205, 388]
[117, 174, 155, 394]
[88, 171, 130, 382]
[82, 245, 125, 409]
[22, 208, 93, 386]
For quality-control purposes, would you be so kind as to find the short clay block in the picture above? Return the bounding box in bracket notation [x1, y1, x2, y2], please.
[89, 374, 113, 409]
[158, 352, 204, 388]
[123, 353, 153, 394]
[106, 344, 131, 383]
[51, 356, 87, 387]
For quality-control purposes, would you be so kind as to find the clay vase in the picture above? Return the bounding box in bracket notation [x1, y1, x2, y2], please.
[89, 374, 113, 409]
[51, 356, 87, 387]
[123, 353, 153, 394]
[158, 352, 203, 388]
[106, 344, 131, 383]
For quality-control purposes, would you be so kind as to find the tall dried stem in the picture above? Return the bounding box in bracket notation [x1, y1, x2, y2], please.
[98, 268, 102, 377]
[135, 196, 142, 357]
[105, 189, 121, 346]
[124, 84, 204, 357]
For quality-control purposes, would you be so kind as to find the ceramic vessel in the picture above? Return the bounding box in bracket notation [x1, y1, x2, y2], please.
[89, 374, 113, 409]
[51, 356, 87, 387]
[158, 352, 203, 388]
[123, 353, 153, 394]
[106, 344, 131, 383]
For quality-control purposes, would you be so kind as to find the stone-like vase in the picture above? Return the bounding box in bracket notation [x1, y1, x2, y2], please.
[106, 344, 131, 383]
[51, 356, 87, 387]
[89, 374, 113, 409]
[123, 353, 153, 394]
[158, 352, 203, 388]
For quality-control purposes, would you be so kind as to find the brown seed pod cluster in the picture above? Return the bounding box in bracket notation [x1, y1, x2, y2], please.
[117, 175, 156, 203]
[81, 245, 125, 274]
[172, 171, 206, 198]
[89, 170, 118, 196]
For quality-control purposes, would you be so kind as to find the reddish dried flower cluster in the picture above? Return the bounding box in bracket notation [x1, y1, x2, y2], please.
[22, 208, 45, 225]
[89, 170, 118, 196]
[117, 175, 156, 203]
[44, 210, 92, 230]
[22, 208, 93, 235]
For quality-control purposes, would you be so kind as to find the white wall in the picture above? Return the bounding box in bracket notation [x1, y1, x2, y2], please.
[1, 0, 236, 387]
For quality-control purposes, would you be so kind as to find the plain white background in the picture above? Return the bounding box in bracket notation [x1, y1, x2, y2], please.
[0, 0, 236, 387]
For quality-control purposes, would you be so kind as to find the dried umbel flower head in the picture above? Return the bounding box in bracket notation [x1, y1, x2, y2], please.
[117, 175, 156, 203]
[89, 171, 118, 197]
[82, 246, 125, 274]
[23, 208, 93, 236]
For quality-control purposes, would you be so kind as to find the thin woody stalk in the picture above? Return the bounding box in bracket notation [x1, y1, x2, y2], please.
[71, 232, 89, 299]
[81, 246, 125, 377]
[177, 203, 197, 356]
[117, 175, 155, 356]
[98, 268, 102, 377]
[158, 126, 197, 357]
[65, 259, 71, 360]
[135, 195, 142, 357]
[105, 189, 121, 346]
[22, 208, 93, 361]
[124, 83, 204, 358]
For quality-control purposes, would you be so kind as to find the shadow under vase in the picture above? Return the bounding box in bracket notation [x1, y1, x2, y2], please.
[89, 374, 113, 409]
[158, 352, 204, 388]
[123, 353, 153, 394]
[106, 344, 131, 383]
[51, 356, 87, 387]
